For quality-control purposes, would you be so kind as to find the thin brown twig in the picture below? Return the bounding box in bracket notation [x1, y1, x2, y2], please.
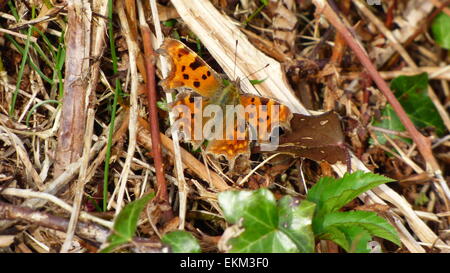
[139, 39, 161, 187]
[0, 201, 109, 244]
[138, 4, 173, 220]
[312, 0, 440, 172]
[429, 0, 450, 17]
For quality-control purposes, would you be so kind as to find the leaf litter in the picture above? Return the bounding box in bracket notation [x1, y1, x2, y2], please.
[0, 0, 448, 253]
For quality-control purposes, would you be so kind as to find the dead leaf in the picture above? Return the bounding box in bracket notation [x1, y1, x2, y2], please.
[258, 111, 348, 164]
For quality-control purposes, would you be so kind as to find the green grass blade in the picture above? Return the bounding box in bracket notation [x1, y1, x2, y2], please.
[103, 0, 122, 211]
[25, 99, 61, 127]
[9, 27, 33, 117]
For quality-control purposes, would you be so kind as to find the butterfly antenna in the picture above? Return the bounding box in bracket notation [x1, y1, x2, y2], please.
[243, 63, 270, 82]
[233, 39, 238, 80]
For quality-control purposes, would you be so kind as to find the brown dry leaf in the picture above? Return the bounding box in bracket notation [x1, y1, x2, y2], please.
[261, 111, 347, 164]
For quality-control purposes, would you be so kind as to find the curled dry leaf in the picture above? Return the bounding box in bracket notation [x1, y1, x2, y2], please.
[258, 111, 348, 164]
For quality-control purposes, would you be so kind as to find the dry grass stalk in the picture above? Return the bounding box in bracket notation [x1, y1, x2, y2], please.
[113, 0, 139, 216]
[54, 0, 91, 177]
[61, 0, 109, 253]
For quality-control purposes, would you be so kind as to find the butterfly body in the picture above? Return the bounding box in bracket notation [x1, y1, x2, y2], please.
[158, 38, 293, 169]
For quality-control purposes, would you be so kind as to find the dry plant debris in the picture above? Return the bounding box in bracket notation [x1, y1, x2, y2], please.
[0, 0, 449, 253]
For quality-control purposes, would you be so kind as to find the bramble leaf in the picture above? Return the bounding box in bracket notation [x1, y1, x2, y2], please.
[315, 211, 401, 252]
[306, 171, 394, 219]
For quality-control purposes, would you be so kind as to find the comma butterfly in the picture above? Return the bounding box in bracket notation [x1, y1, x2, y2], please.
[158, 38, 293, 169]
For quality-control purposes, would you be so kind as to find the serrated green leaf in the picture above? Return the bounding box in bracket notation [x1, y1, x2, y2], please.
[316, 211, 401, 251]
[432, 12, 450, 49]
[218, 189, 315, 253]
[162, 231, 201, 253]
[307, 171, 394, 219]
[101, 193, 154, 253]
[372, 73, 445, 144]
[319, 225, 372, 253]
[278, 198, 316, 253]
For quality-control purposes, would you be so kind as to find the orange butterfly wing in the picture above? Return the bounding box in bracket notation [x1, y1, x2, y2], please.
[240, 94, 293, 143]
[158, 39, 222, 99]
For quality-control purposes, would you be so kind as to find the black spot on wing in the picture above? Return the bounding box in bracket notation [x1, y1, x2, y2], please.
[178, 48, 190, 56]
[193, 81, 201, 88]
[183, 74, 189, 80]
[189, 57, 203, 70]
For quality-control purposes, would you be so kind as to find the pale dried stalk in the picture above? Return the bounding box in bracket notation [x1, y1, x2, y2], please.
[54, 0, 91, 177]
[345, 66, 450, 80]
[0, 126, 44, 191]
[113, 1, 139, 216]
[1, 188, 112, 228]
[0, 27, 38, 42]
[62, 0, 107, 253]
[369, 0, 434, 67]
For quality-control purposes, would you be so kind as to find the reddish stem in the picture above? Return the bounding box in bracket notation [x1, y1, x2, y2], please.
[140, 25, 172, 217]
[313, 0, 439, 172]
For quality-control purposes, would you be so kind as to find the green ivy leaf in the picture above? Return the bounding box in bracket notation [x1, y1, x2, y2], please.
[372, 73, 445, 144]
[278, 197, 316, 253]
[218, 189, 315, 253]
[432, 12, 450, 49]
[100, 193, 154, 253]
[307, 171, 394, 220]
[316, 211, 401, 252]
[371, 104, 411, 145]
[162, 231, 201, 253]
